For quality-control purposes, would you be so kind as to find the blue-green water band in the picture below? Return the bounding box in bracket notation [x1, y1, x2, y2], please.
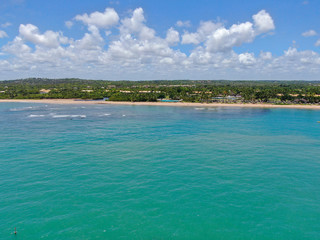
[1, 103, 320, 239]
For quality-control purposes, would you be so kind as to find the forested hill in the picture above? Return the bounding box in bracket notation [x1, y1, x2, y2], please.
[1, 78, 320, 104]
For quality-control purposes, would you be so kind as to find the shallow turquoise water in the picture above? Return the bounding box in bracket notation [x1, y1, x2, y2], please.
[1, 103, 320, 239]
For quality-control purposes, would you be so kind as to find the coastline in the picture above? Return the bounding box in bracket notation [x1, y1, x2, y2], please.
[1, 99, 320, 109]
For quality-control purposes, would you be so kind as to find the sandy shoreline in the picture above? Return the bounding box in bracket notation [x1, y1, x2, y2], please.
[1, 99, 320, 110]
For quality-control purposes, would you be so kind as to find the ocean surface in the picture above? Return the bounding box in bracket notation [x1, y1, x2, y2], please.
[1, 102, 320, 240]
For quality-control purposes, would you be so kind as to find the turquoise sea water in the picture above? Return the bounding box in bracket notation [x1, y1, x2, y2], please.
[1, 102, 320, 240]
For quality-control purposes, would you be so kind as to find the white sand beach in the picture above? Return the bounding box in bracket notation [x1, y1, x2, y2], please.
[1, 99, 320, 109]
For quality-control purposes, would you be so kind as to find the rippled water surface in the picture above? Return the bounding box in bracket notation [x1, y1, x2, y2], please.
[1, 103, 320, 239]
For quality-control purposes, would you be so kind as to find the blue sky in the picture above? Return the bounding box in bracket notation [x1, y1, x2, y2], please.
[0, 0, 319, 80]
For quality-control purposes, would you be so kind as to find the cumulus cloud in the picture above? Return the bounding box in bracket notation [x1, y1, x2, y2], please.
[75, 8, 119, 28]
[302, 30, 317, 37]
[182, 21, 222, 45]
[19, 24, 68, 48]
[182, 10, 274, 53]
[166, 28, 180, 45]
[71, 25, 104, 51]
[315, 39, 320, 47]
[276, 47, 320, 73]
[181, 32, 198, 44]
[252, 10, 275, 34]
[260, 51, 272, 60]
[86, 8, 187, 71]
[2, 7, 320, 80]
[0, 30, 8, 38]
[176, 20, 191, 28]
[2, 36, 31, 56]
[238, 52, 256, 65]
[205, 22, 256, 52]
[120, 8, 156, 40]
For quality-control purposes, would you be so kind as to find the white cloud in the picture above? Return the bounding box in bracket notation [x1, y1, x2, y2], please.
[1, 22, 12, 28]
[120, 8, 155, 40]
[302, 30, 317, 37]
[2, 7, 320, 80]
[315, 39, 320, 47]
[276, 48, 320, 72]
[176, 20, 191, 28]
[182, 21, 221, 45]
[182, 10, 274, 53]
[65, 21, 73, 29]
[2, 36, 31, 56]
[166, 28, 180, 45]
[75, 8, 119, 29]
[260, 51, 272, 60]
[182, 32, 200, 45]
[0, 30, 8, 38]
[205, 22, 255, 52]
[238, 52, 256, 65]
[252, 10, 275, 35]
[107, 33, 185, 63]
[284, 47, 298, 57]
[19, 24, 68, 48]
[71, 25, 104, 51]
[104, 8, 188, 70]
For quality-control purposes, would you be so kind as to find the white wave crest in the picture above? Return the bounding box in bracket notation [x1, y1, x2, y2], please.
[28, 114, 45, 118]
[9, 107, 34, 111]
[52, 115, 86, 119]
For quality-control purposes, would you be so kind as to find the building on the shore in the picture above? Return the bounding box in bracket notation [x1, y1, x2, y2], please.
[39, 89, 51, 94]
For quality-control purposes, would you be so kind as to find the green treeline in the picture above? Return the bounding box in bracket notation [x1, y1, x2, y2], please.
[1, 78, 320, 104]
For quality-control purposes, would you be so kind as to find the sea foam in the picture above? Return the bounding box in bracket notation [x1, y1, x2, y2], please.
[52, 115, 86, 119]
[28, 114, 45, 118]
[9, 107, 34, 111]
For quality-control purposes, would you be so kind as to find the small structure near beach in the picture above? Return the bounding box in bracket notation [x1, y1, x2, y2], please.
[39, 89, 51, 94]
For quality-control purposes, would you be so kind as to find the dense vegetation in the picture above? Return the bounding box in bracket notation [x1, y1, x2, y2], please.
[1, 78, 320, 104]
